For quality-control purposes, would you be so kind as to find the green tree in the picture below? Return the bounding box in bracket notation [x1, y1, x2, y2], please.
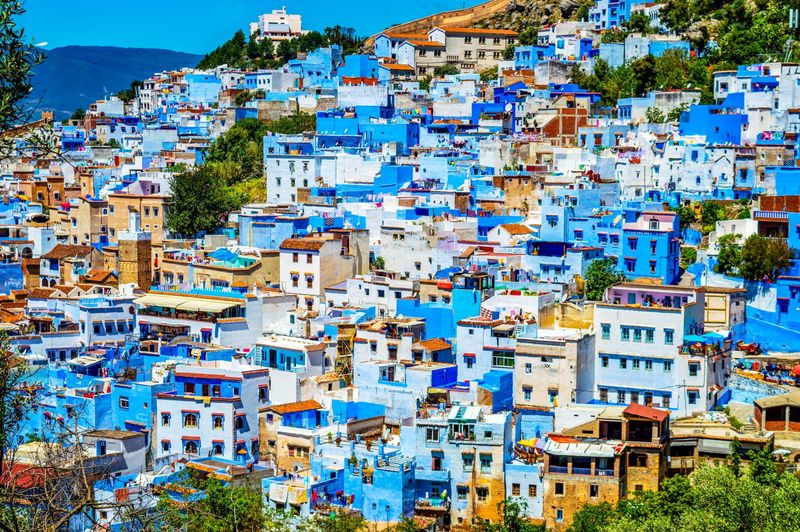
[69, 108, 86, 121]
[481, 66, 499, 82]
[680, 246, 697, 269]
[644, 107, 665, 123]
[624, 12, 654, 34]
[671, 203, 697, 229]
[715, 233, 742, 276]
[434, 64, 460, 77]
[373, 256, 386, 270]
[115, 79, 143, 102]
[476, 498, 545, 532]
[700, 201, 724, 233]
[666, 102, 690, 122]
[567, 502, 614, 532]
[738, 234, 793, 282]
[584, 258, 626, 301]
[0, 1, 43, 134]
[166, 165, 243, 237]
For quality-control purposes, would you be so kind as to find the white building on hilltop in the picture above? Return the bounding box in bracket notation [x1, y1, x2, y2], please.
[249, 8, 307, 42]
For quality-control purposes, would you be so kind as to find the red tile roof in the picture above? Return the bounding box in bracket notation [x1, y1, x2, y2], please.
[623, 403, 669, 422]
[41, 244, 94, 260]
[279, 238, 326, 251]
[413, 338, 452, 351]
[267, 400, 323, 415]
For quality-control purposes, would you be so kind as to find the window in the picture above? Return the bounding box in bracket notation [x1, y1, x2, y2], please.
[633, 329, 642, 342]
[620, 358, 627, 369]
[590, 484, 599, 498]
[621, 327, 630, 341]
[645, 360, 653, 371]
[528, 484, 537, 497]
[292, 253, 298, 263]
[599, 389, 608, 402]
[525, 363, 532, 374]
[306, 254, 313, 264]
[457, 485, 468, 500]
[183, 413, 198, 427]
[477, 487, 488, 502]
[463, 454, 474, 471]
[601, 356, 609, 368]
[556, 509, 564, 523]
[664, 361, 672, 372]
[601, 323, 610, 340]
[629, 453, 648, 467]
[480, 455, 492, 473]
[633, 359, 640, 369]
[631, 391, 639, 404]
[688, 392, 698, 404]
[119, 396, 129, 409]
[213, 417, 223, 430]
[523, 387, 532, 401]
[425, 428, 440, 443]
[645, 330, 654, 343]
[555, 482, 564, 496]
[512, 483, 520, 496]
[689, 364, 699, 377]
[161, 414, 170, 426]
[161, 441, 170, 452]
[664, 329, 674, 344]
[617, 390, 626, 403]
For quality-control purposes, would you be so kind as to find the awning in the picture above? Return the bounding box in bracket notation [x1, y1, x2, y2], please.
[178, 299, 239, 313]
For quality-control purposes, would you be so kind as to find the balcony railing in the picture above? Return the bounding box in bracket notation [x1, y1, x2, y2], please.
[572, 467, 592, 475]
[596, 468, 615, 477]
[415, 498, 450, 512]
[549, 465, 568, 474]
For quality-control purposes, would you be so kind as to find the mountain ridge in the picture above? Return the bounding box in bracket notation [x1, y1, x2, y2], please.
[27, 45, 203, 120]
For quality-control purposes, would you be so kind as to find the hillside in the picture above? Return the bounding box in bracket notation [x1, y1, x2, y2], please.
[27, 46, 202, 120]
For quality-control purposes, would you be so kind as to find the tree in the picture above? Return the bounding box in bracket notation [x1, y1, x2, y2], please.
[434, 64, 460, 77]
[700, 201, 724, 234]
[0, 0, 43, 157]
[671, 203, 697, 229]
[715, 233, 742, 276]
[584, 258, 626, 301]
[481, 66, 499, 82]
[624, 12, 654, 34]
[567, 502, 614, 532]
[115, 80, 143, 102]
[475, 498, 545, 532]
[738, 234, 792, 282]
[166, 166, 243, 237]
[69, 108, 86, 121]
[644, 107, 665, 123]
[666, 102, 689, 123]
[373, 256, 385, 270]
[680, 246, 697, 269]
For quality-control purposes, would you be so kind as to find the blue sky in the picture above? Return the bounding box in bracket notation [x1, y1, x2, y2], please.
[21, 0, 483, 55]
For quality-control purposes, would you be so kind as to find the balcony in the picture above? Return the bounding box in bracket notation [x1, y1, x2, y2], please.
[596, 468, 615, 477]
[548, 465, 568, 474]
[572, 467, 592, 475]
[415, 468, 450, 483]
[415, 497, 450, 512]
[448, 431, 476, 443]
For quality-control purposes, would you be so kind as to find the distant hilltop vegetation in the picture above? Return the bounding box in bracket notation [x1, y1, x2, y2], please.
[28, 46, 202, 120]
[364, 0, 587, 47]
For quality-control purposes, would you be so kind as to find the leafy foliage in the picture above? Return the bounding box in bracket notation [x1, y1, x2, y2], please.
[198, 26, 364, 70]
[571, 461, 800, 532]
[714, 233, 742, 276]
[671, 204, 697, 229]
[115, 79, 143, 102]
[166, 165, 244, 237]
[434, 64, 460, 77]
[584, 258, 626, 301]
[738, 234, 793, 282]
[680, 246, 697, 269]
[0, 1, 43, 135]
[481, 66, 499, 82]
[700, 201, 724, 234]
[644, 107, 665, 123]
[476, 498, 545, 532]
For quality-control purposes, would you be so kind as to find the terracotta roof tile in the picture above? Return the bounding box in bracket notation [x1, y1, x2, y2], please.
[267, 400, 323, 415]
[41, 244, 94, 260]
[279, 238, 326, 251]
[413, 338, 452, 351]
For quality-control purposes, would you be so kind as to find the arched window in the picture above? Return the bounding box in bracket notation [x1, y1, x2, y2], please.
[213, 444, 223, 456]
[235, 416, 244, 430]
[213, 416, 223, 430]
[212, 385, 220, 397]
[184, 441, 198, 454]
[184, 414, 198, 428]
